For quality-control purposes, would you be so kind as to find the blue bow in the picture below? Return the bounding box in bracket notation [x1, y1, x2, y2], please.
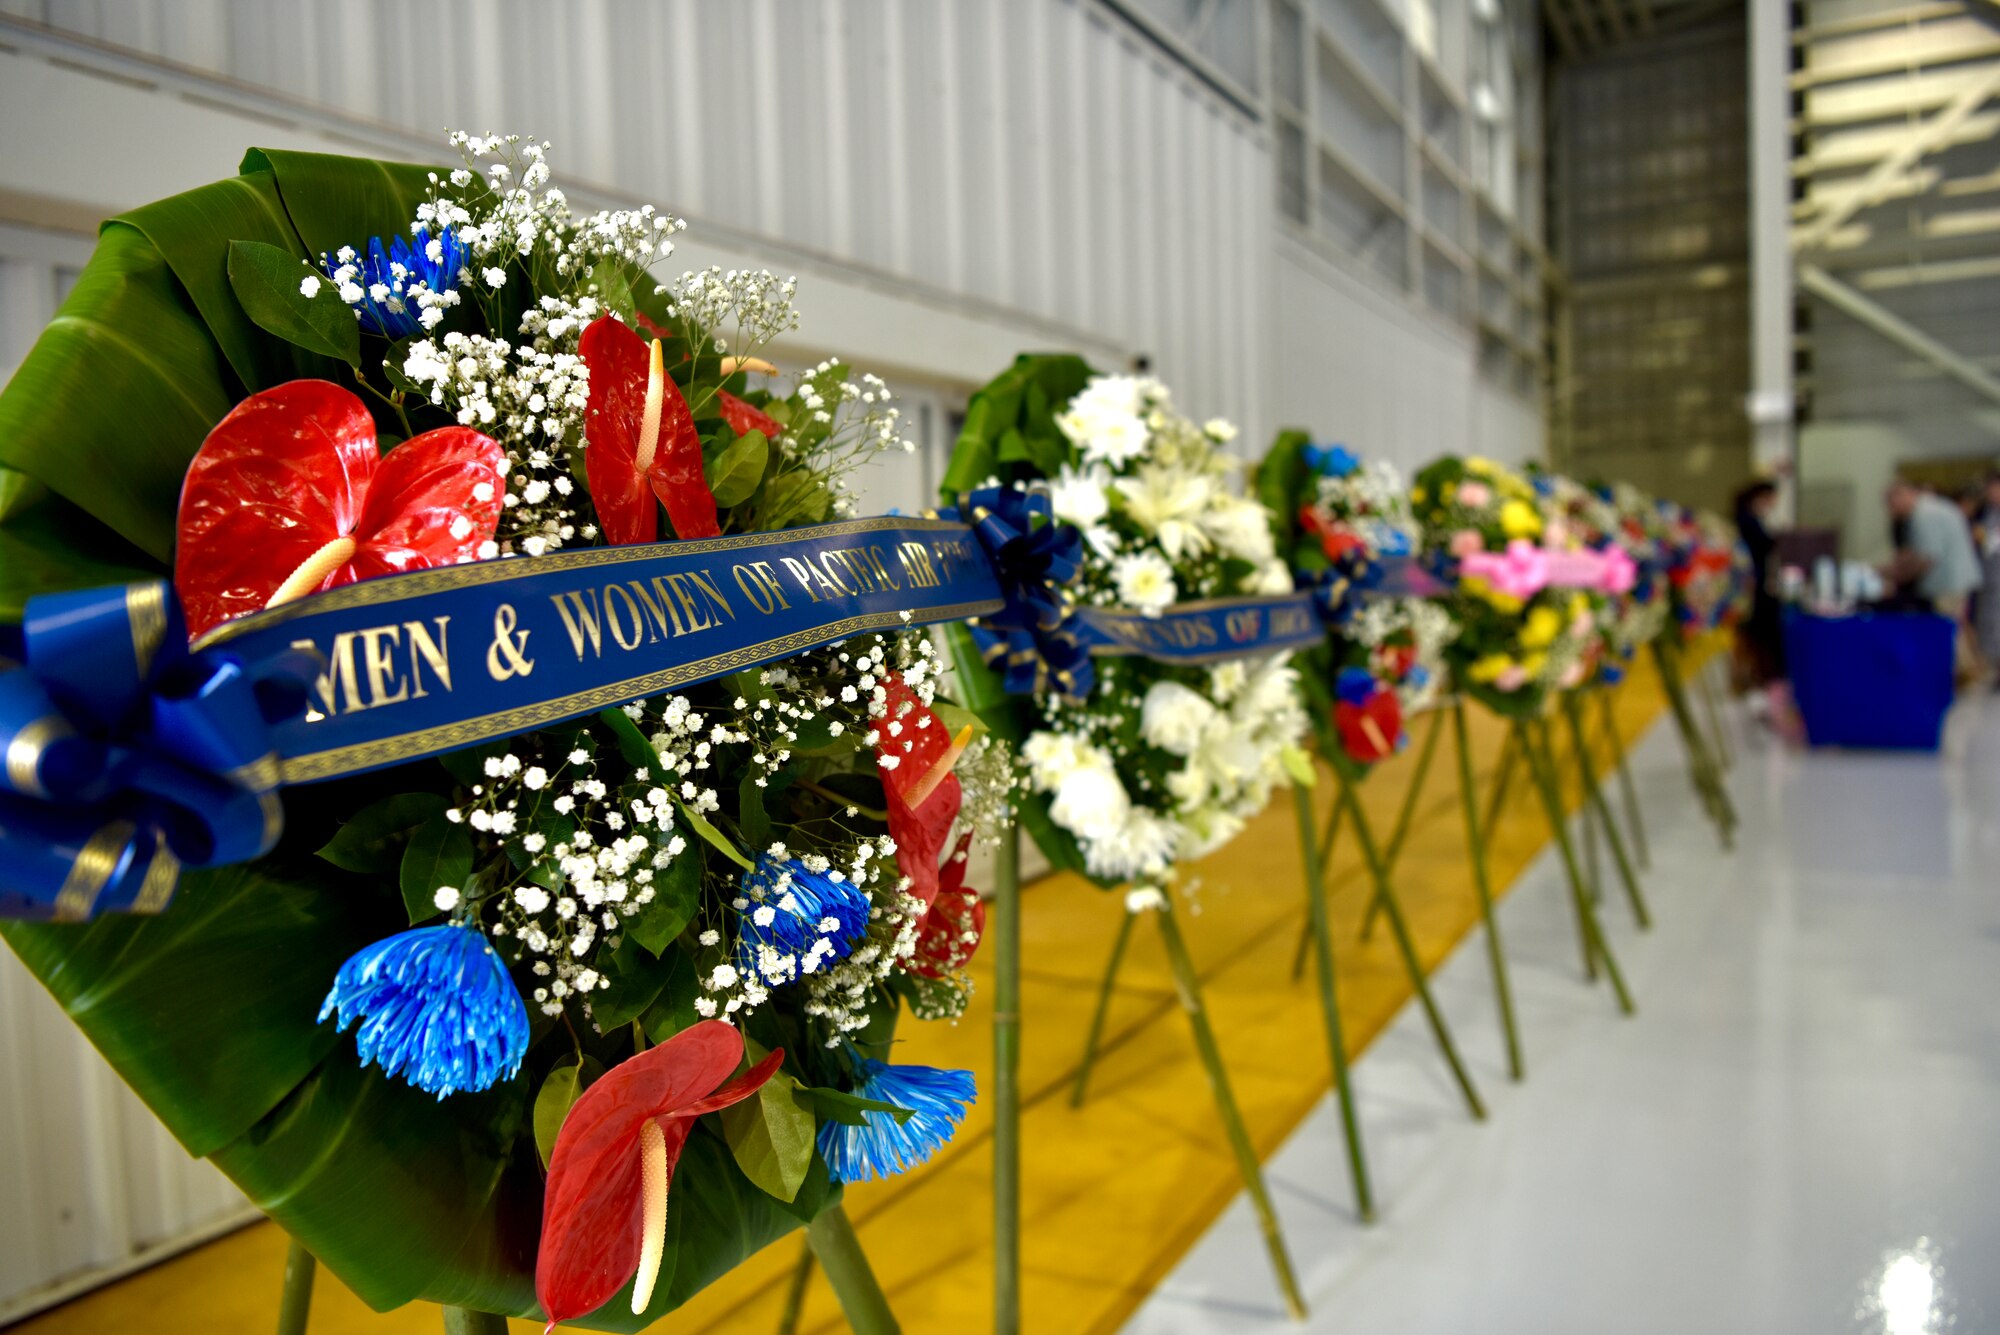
[0, 582, 316, 922]
[940, 486, 1094, 701]
[1334, 667, 1381, 706]
[1299, 546, 1386, 629]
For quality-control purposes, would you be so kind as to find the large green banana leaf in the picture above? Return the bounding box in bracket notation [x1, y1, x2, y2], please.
[0, 148, 827, 1326]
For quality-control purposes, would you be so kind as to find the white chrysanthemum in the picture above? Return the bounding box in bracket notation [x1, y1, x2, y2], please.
[1051, 460, 1111, 529]
[1020, 730, 1094, 789]
[1114, 465, 1213, 561]
[1112, 550, 1177, 615]
[1056, 375, 1153, 466]
[1140, 680, 1217, 757]
[1048, 758, 1132, 840]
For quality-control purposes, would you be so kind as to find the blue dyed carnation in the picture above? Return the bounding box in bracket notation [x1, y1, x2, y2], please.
[322, 225, 467, 338]
[734, 854, 871, 988]
[817, 1059, 976, 1184]
[1303, 442, 1361, 478]
[1335, 666, 1382, 705]
[317, 923, 528, 1098]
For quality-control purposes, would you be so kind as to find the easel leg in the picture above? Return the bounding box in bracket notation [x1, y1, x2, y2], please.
[1563, 692, 1651, 930]
[1359, 707, 1446, 941]
[1293, 782, 1376, 1222]
[1599, 686, 1649, 871]
[1453, 701, 1524, 1081]
[1070, 900, 1137, 1109]
[1523, 719, 1636, 1014]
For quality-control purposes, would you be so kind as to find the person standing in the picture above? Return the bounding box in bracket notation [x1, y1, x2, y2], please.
[1884, 478, 1984, 679]
[1734, 479, 1783, 684]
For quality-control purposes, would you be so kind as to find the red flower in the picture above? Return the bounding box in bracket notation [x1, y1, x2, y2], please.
[717, 389, 783, 441]
[536, 1021, 783, 1330]
[1374, 642, 1418, 681]
[1335, 686, 1404, 764]
[873, 675, 973, 910]
[580, 316, 720, 545]
[175, 380, 504, 640]
[909, 832, 985, 978]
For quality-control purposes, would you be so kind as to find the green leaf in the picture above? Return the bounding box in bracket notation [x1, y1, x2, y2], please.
[931, 700, 989, 743]
[226, 239, 361, 366]
[678, 795, 754, 872]
[792, 1084, 916, 1128]
[597, 705, 657, 769]
[589, 260, 637, 318]
[0, 471, 162, 620]
[718, 1042, 815, 1204]
[625, 848, 700, 956]
[590, 932, 673, 1030]
[1281, 743, 1318, 788]
[738, 771, 771, 851]
[639, 952, 701, 1043]
[399, 814, 473, 924]
[706, 429, 769, 506]
[317, 792, 448, 873]
[532, 1055, 603, 1171]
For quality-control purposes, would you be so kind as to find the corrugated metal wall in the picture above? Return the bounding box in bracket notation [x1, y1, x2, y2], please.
[0, 0, 1271, 435]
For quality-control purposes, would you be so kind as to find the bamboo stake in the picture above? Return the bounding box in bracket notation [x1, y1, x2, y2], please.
[1153, 898, 1309, 1321]
[1358, 706, 1447, 941]
[776, 1236, 814, 1335]
[1523, 720, 1636, 1014]
[1483, 719, 1521, 836]
[1070, 901, 1137, 1108]
[1598, 686, 1649, 870]
[808, 1204, 900, 1335]
[1289, 786, 1347, 983]
[1452, 700, 1524, 1081]
[1697, 650, 1736, 770]
[992, 823, 1022, 1335]
[277, 1241, 315, 1335]
[1333, 766, 1487, 1122]
[1510, 718, 1597, 980]
[1653, 640, 1736, 845]
[1292, 783, 1375, 1222]
[1562, 692, 1651, 930]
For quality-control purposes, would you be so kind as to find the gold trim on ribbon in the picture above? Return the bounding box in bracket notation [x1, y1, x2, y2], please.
[276, 599, 1004, 783]
[126, 583, 168, 678]
[53, 820, 136, 923]
[227, 752, 283, 793]
[256, 790, 285, 852]
[193, 515, 975, 651]
[5, 715, 72, 798]
[132, 832, 180, 914]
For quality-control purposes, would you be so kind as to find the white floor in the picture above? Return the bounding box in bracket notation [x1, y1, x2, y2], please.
[1126, 686, 2000, 1335]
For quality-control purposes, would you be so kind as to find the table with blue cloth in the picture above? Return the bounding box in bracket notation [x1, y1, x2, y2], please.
[1783, 609, 1956, 751]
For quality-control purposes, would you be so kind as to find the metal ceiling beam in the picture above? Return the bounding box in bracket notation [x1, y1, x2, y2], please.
[1792, 67, 2000, 251]
[1799, 262, 2000, 406]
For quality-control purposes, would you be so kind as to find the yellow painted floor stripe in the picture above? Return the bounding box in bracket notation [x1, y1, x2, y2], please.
[10, 652, 1700, 1335]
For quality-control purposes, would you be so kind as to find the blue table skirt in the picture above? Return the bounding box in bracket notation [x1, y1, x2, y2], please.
[1784, 610, 1955, 751]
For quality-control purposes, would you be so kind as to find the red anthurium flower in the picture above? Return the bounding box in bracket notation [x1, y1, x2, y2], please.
[717, 389, 783, 442]
[537, 1021, 783, 1330]
[1335, 687, 1404, 765]
[874, 674, 973, 909]
[909, 831, 985, 979]
[175, 380, 504, 640]
[1374, 642, 1418, 681]
[580, 315, 720, 545]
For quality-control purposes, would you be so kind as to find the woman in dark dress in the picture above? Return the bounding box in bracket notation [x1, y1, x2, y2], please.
[1734, 479, 1783, 684]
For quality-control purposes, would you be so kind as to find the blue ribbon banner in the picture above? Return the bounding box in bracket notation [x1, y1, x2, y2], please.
[0, 504, 1354, 921]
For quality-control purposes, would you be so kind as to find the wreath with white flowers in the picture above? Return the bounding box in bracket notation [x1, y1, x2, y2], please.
[942, 357, 1308, 886]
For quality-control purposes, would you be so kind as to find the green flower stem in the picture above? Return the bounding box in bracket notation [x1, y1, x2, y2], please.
[1523, 719, 1636, 1014]
[1292, 783, 1375, 1222]
[1071, 898, 1137, 1109]
[807, 1203, 900, 1335]
[1599, 686, 1650, 870]
[992, 823, 1022, 1335]
[1359, 705, 1446, 942]
[440, 1307, 506, 1334]
[1153, 898, 1309, 1322]
[1562, 692, 1651, 930]
[776, 1235, 814, 1335]
[1333, 766, 1487, 1122]
[277, 1240, 315, 1335]
[1452, 700, 1524, 1081]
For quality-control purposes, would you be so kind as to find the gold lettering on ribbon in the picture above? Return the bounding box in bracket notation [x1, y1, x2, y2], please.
[896, 541, 942, 589]
[405, 617, 453, 696]
[487, 604, 536, 680]
[733, 560, 793, 614]
[1224, 609, 1264, 644]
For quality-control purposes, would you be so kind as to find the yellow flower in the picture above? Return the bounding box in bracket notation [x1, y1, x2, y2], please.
[1521, 604, 1563, 650]
[1520, 652, 1548, 679]
[1499, 499, 1542, 539]
[1466, 456, 1496, 476]
[1467, 653, 1515, 683]
[1463, 576, 1523, 615]
[1439, 480, 1457, 503]
[1411, 485, 1428, 504]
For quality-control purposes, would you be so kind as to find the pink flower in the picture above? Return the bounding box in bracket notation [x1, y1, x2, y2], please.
[1457, 481, 1491, 507]
[1494, 665, 1530, 691]
[1449, 529, 1485, 558]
